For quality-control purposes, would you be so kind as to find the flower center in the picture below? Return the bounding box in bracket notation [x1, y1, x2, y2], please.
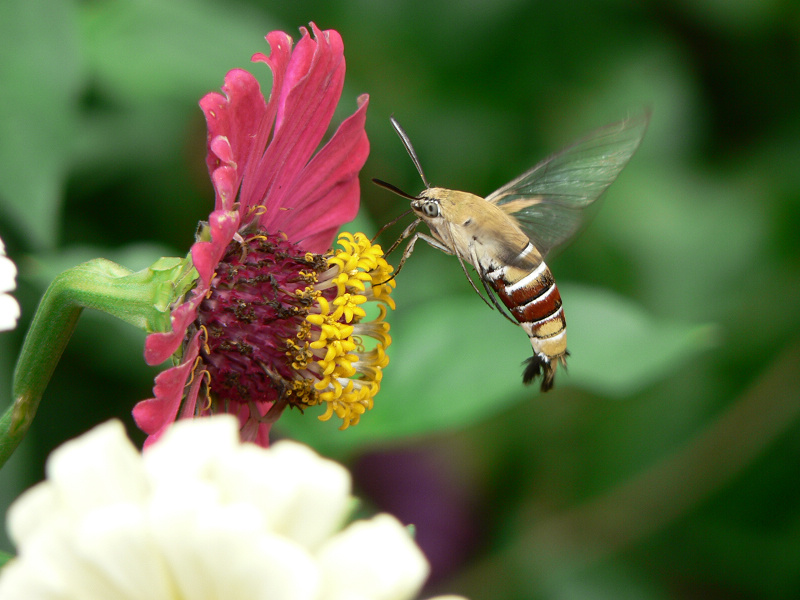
[195, 231, 395, 429]
[197, 232, 326, 408]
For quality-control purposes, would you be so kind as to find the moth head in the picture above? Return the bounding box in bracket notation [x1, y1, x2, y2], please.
[412, 189, 444, 219]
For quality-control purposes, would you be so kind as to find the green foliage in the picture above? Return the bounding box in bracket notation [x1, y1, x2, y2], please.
[0, 0, 81, 249]
[1, 0, 800, 597]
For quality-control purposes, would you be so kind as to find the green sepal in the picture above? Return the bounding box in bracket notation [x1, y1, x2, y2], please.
[0, 254, 198, 469]
[146, 256, 199, 333]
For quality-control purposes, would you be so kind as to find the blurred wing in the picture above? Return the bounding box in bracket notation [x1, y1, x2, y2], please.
[485, 112, 649, 256]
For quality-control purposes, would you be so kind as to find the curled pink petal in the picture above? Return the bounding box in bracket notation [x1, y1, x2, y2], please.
[191, 210, 240, 283]
[144, 301, 199, 365]
[200, 69, 267, 211]
[209, 136, 234, 166]
[134, 332, 200, 438]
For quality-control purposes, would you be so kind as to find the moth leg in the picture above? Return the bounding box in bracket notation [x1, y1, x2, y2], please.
[479, 274, 518, 324]
[384, 218, 421, 257]
[453, 251, 497, 311]
[393, 232, 451, 278]
[375, 220, 422, 285]
[376, 229, 449, 285]
[427, 225, 503, 313]
[463, 244, 517, 323]
[414, 232, 454, 255]
[415, 231, 505, 316]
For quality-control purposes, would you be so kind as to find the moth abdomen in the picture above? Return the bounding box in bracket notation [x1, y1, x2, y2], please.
[489, 261, 568, 391]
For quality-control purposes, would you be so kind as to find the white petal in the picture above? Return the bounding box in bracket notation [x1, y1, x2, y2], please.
[317, 514, 430, 600]
[183, 436, 353, 548]
[45, 421, 149, 513]
[148, 486, 319, 600]
[1, 513, 142, 600]
[142, 414, 241, 484]
[6, 481, 59, 546]
[8, 421, 147, 545]
[0, 237, 20, 330]
[70, 504, 172, 600]
[258, 441, 352, 548]
[0, 539, 75, 600]
[0, 250, 17, 294]
[0, 293, 20, 331]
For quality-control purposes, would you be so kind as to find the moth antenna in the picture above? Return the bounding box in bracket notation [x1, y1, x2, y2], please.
[390, 117, 431, 188]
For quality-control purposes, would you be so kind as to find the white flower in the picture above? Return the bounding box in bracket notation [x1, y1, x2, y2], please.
[0, 236, 20, 332]
[0, 417, 467, 600]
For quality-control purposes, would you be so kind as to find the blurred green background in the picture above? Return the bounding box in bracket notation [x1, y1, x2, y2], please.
[2, 0, 800, 597]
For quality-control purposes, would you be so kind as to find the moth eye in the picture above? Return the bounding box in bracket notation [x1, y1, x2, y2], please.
[423, 202, 440, 218]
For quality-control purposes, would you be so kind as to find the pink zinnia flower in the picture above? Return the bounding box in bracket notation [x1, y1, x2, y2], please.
[133, 24, 395, 448]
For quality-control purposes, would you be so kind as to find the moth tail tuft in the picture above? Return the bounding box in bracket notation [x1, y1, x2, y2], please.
[522, 351, 568, 392]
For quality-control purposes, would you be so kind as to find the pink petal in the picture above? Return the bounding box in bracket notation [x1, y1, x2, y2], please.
[244, 25, 346, 217]
[298, 226, 343, 255]
[190, 209, 240, 283]
[254, 423, 271, 447]
[274, 25, 320, 133]
[144, 301, 199, 365]
[236, 30, 295, 218]
[134, 334, 199, 437]
[200, 69, 268, 212]
[235, 402, 273, 447]
[177, 364, 205, 420]
[270, 94, 369, 251]
[289, 178, 361, 253]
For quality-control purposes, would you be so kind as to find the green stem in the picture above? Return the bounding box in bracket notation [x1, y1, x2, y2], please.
[0, 256, 195, 468]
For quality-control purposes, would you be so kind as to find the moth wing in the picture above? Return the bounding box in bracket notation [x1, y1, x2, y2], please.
[485, 112, 649, 257]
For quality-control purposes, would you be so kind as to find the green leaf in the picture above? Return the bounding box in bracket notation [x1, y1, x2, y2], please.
[592, 164, 768, 320]
[560, 283, 716, 396]
[0, 0, 83, 249]
[81, 0, 281, 104]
